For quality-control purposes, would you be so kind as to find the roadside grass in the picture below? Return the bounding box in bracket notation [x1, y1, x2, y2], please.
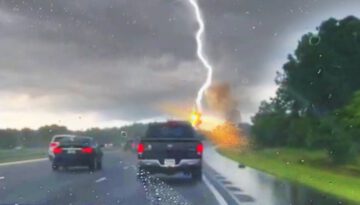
[0, 148, 47, 163]
[218, 148, 360, 204]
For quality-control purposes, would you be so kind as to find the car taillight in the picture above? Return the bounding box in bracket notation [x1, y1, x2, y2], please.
[81, 147, 93, 154]
[53, 147, 63, 154]
[137, 143, 144, 154]
[196, 143, 203, 155]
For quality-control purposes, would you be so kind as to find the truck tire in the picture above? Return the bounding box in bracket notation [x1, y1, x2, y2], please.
[191, 167, 202, 182]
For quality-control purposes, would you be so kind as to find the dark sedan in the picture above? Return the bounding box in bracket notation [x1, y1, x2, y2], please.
[51, 136, 103, 171]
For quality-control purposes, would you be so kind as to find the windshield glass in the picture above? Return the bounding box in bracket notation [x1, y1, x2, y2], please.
[0, 0, 359, 205]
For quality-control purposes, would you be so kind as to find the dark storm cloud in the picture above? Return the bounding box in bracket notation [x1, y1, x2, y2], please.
[0, 0, 359, 122]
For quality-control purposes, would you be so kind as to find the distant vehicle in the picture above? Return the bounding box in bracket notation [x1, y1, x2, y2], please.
[137, 121, 203, 181]
[104, 143, 114, 148]
[48, 134, 76, 161]
[123, 138, 140, 153]
[51, 136, 103, 171]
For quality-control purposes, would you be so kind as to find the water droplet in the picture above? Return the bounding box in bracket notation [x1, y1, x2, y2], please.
[309, 35, 321, 46]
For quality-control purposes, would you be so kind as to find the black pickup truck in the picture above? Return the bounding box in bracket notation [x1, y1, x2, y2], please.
[137, 121, 203, 181]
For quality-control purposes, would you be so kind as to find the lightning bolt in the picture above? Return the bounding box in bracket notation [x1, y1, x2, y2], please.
[188, 0, 213, 112]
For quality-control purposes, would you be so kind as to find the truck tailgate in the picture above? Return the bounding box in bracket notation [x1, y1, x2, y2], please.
[139, 139, 201, 163]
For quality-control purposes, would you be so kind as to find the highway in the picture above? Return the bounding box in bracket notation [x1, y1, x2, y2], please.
[0, 149, 238, 205]
[0, 147, 348, 205]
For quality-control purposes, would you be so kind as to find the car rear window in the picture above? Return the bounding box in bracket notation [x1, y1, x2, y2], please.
[58, 137, 92, 146]
[53, 136, 67, 142]
[145, 122, 194, 139]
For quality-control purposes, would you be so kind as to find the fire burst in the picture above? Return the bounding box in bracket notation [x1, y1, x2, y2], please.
[190, 109, 202, 127]
[187, 0, 213, 112]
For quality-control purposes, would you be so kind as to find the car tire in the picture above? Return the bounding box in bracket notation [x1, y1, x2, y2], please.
[52, 164, 59, 171]
[191, 167, 202, 182]
[89, 159, 97, 171]
[97, 160, 102, 170]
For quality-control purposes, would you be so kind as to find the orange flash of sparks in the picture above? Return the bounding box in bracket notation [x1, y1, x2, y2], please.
[190, 110, 202, 127]
[206, 122, 248, 148]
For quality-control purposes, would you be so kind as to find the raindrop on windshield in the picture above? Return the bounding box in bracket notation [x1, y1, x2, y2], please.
[309, 34, 321, 46]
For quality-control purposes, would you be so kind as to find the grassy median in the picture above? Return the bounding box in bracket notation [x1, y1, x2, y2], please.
[219, 148, 360, 204]
[0, 148, 47, 163]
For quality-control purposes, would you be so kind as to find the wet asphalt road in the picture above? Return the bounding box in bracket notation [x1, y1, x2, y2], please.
[0, 149, 222, 205]
[0, 147, 350, 205]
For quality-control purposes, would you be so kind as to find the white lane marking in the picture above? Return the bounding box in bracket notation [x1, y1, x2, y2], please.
[0, 158, 47, 167]
[0, 176, 5, 180]
[203, 175, 228, 205]
[95, 177, 107, 183]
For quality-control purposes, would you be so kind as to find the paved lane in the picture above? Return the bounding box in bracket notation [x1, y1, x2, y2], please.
[0, 149, 221, 205]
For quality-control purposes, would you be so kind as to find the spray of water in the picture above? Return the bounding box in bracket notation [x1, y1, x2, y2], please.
[188, 0, 213, 112]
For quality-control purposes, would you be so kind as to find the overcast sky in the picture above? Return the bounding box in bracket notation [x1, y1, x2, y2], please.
[0, 0, 360, 129]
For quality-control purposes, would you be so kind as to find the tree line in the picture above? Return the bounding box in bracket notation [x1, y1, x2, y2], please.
[0, 123, 148, 149]
[251, 16, 360, 164]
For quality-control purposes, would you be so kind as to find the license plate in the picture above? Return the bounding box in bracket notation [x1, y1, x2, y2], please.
[164, 159, 176, 167]
[67, 150, 76, 154]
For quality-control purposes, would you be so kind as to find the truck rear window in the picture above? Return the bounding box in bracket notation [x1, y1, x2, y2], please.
[146, 123, 194, 139]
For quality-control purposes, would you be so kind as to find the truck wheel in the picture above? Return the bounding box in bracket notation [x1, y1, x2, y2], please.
[191, 168, 202, 182]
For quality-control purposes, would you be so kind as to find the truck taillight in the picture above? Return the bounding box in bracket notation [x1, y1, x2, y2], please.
[81, 147, 93, 154]
[196, 143, 203, 155]
[137, 143, 144, 154]
[53, 147, 63, 154]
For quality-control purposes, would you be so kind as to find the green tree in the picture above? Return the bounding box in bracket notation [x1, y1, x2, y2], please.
[0, 129, 18, 149]
[251, 100, 290, 147]
[38, 125, 70, 145]
[280, 16, 360, 116]
[252, 16, 360, 163]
